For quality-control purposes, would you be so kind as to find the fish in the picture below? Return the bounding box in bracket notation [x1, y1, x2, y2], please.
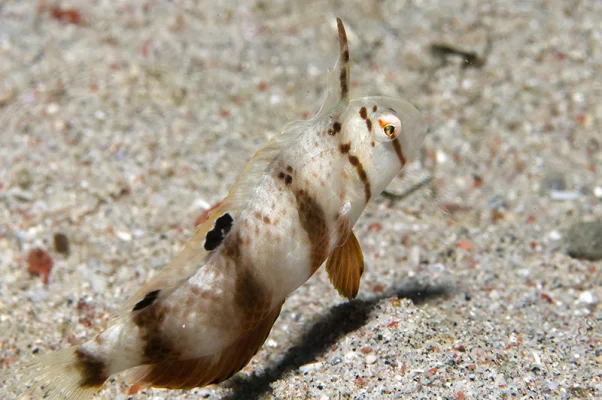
[6, 17, 426, 399]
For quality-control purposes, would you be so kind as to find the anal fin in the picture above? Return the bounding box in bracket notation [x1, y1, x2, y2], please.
[129, 302, 283, 389]
[326, 231, 365, 299]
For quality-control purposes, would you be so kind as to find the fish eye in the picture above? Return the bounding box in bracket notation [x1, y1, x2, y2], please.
[384, 125, 395, 137]
[375, 114, 401, 142]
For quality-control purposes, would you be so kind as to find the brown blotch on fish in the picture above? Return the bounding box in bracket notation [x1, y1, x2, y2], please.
[340, 69, 348, 98]
[285, 175, 293, 185]
[339, 143, 351, 154]
[234, 266, 272, 328]
[372, 105, 378, 112]
[286, 165, 293, 173]
[347, 155, 371, 202]
[222, 232, 272, 329]
[359, 107, 367, 120]
[263, 216, 271, 224]
[132, 289, 161, 311]
[74, 348, 108, 388]
[392, 138, 407, 167]
[294, 190, 329, 272]
[365, 119, 372, 132]
[222, 231, 242, 262]
[133, 304, 178, 363]
[278, 172, 286, 180]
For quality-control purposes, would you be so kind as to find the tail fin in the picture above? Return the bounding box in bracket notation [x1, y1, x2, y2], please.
[3, 346, 104, 400]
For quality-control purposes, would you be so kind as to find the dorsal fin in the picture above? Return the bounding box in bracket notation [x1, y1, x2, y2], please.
[316, 17, 351, 118]
[336, 17, 350, 102]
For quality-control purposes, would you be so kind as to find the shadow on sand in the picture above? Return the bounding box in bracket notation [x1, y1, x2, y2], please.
[224, 278, 454, 400]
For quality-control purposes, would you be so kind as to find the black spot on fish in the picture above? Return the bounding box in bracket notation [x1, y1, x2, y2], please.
[333, 121, 342, 133]
[285, 175, 293, 185]
[204, 213, 234, 251]
[133, 289, 161, 311]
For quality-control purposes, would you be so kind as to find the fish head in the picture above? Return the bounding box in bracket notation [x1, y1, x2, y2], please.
[337, 96, 426, 199]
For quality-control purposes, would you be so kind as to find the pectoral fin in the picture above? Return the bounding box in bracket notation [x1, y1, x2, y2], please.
[326, 231, 365, 299]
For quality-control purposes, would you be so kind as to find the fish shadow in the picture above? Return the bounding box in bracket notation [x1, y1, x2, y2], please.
[223, 278, 454, 400]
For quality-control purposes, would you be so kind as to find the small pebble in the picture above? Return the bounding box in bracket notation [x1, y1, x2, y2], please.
[88, 273, 107, 293]
[10, 188, 32, 202]
[577, 291, 598, 306]
[549, 190, 581, 201]
[116, 231, 132, 241]
[53, 232, 70, 255]
[15, 168, 32, 189]
[27, 248, 53, 284]
[366, 354, 377, 364]
[46, 102, 59, 115]
[299, 362, 322, 373]
[566, 221, 602, 260]
[409, 246, 421, 266]
[486, 195, 507, 210]
[428, 263, 446, 273]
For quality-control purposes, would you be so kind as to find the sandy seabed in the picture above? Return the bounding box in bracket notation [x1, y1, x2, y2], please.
[1, 1, 601, 399]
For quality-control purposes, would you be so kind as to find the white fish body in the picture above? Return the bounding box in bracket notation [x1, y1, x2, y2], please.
[6, 18, 426, 399]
